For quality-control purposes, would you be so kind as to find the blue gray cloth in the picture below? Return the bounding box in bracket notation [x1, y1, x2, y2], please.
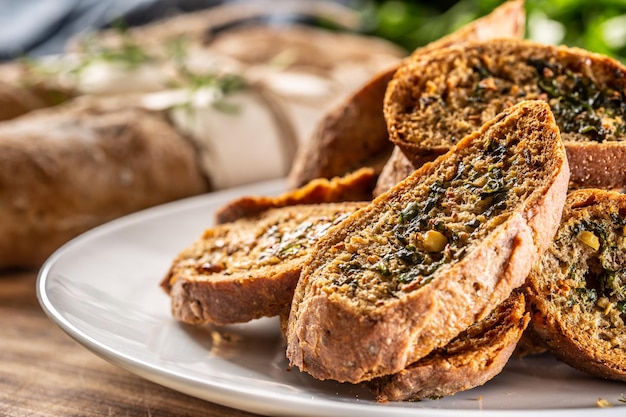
[0, 0, 222, 60]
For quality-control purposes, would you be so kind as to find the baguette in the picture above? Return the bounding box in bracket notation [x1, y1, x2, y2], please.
[0, 64, 75, 122]
[0, 99, 208, 269]
[286, 0, 526, 188]
[162, 202, 366, 325]
[286, 100, 569, 383]
[385, 38, 626, 189]
[0, 79, 48, 121]
[526, 188, 626, 381]
[366, 291, 529, 401]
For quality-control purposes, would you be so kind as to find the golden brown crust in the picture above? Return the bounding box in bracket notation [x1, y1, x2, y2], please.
[215, 167, 375, 224]
[286, 101, 570, 383]
[527, 189, 626, 381]
[163, 202, 366, 325]
[366, 292, 529, 401]
[385, 38, 626, 189]
[0, 101, 208, 269]
[286, 0, 526, 188]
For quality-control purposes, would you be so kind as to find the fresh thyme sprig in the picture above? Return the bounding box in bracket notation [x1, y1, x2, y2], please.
[165, 35, 248, 113]
[73, 26, 153, 74]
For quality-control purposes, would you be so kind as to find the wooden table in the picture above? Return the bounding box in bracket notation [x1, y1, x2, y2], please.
[0, 270, 262, 417]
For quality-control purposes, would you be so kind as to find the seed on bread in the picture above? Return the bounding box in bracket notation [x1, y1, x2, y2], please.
[577, 230, 600, 251]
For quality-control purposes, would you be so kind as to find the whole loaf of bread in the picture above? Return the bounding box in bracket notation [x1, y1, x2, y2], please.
[0, 99, 208, 268]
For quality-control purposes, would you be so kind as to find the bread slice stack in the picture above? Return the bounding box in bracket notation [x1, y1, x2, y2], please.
[162, 99, 569, 400]
[285, 100, 569, 383]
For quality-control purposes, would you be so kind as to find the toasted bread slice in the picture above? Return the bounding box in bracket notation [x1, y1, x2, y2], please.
[215, 167, 375, 224]
[286, 0, 526, 188]
[385, 38, 626, 189]
[162, 202, 366, 325]
[366, 291, 529, 401]
[286, 100, 569, 383]
[526, 189, 626, 381]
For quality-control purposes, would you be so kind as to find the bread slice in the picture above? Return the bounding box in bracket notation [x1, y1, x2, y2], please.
[366, 291, 529, 401]
[162, 202, 366, 325]
[526, 189, 626, 381]
[215, 167, 375, 224]
[286, 0, 526, 188]
[385, 38, 626, 189]
[285, 100, 569, 383]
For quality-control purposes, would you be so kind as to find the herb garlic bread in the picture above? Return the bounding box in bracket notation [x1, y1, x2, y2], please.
[366, 291, 529, 401]
[286, 100, 570, 383]
[526, 189, 626, 381]
[162, 202, 366, 325]
[385, 38, 626, 189]
[286, 0, 526, 189]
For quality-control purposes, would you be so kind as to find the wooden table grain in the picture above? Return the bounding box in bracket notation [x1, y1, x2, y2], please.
[0, 270, 263, 417]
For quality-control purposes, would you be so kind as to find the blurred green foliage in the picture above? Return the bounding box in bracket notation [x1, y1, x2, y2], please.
[362, 0, 626, 62]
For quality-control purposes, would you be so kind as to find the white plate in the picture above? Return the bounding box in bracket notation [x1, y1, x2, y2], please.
[37, 179, 626, 417]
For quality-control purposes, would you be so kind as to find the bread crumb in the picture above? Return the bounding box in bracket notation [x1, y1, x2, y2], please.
[476, 395, 483, 411]
[596, 398, 613, 408]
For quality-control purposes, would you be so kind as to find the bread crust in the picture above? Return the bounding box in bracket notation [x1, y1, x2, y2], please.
[366, 292, 529, 401]
[287, 0, 526, 188]
[169, 260, 303, 326]
[286, 101, 570, 383]
[566, 142, 626, 189]
[385, 38, 626, 189]
[0, 101, 208, 269]
[527, 189, 626, 381]
[216, 167, 375, 224]
[0, 64, 76, 122]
